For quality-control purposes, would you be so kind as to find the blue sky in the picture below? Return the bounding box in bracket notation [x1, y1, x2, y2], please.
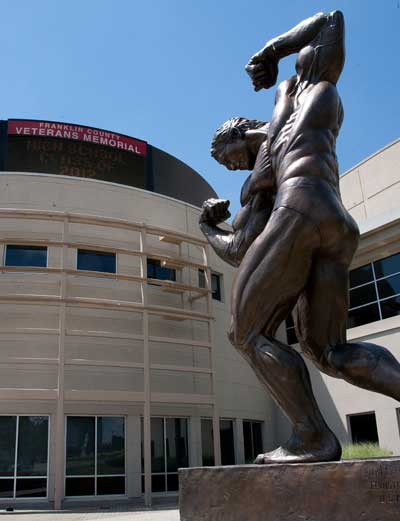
[1, 0, 399, 215]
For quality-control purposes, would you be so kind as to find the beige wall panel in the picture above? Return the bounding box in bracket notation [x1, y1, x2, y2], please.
[64, 366, 144, 392]
[67, 275, 142, 303]
[0, 245, 4, 266]
[0, 401, 56, 415]
[150, 342, 209, 369]
[0, 333, 58, 360]
[0, 273, 60, 297]
[0, 364, 57, 389]
[366, 182, 400, 220]
[147, 286, 183, 308]
[65, 336, 144, 364]
[68, 222, 141, 251]
[47, 246, 62, 269]
[117, 254, 141, 278]
[150, 370, 211, 395]
[340, 170, 364, 210]
[66, 307, 143, 336]
[0, 218, 63, 242]
[150, 403, 205, 417]
[0, 303, 59, 329]
[148, 316, 208, 342]
[359, 142, 400, 200]
[146, 234, 180, 258]
[64, 402, 143, 416]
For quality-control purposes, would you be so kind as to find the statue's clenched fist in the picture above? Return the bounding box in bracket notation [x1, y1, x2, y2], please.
[199, 198, 231, 225]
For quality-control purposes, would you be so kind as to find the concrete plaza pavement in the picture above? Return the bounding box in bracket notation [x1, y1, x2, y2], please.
[0, 508, 180, 521]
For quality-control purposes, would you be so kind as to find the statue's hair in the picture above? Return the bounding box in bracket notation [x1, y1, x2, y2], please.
[211, 117, 267, 161]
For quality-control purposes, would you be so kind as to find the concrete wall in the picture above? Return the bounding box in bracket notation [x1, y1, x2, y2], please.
[0, 172, 275, 506]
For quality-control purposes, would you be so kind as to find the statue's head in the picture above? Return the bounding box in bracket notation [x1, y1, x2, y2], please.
[211, 117, 267, 171]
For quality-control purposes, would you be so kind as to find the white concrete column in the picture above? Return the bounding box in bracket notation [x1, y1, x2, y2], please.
[127, 415, 142, 498]
[234, 418, 245, 464]
[375, 407, 400, 456]
[189, 416, 202, 467]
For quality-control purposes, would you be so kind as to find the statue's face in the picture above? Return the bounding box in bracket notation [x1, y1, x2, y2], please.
[219, 138, 253, 171]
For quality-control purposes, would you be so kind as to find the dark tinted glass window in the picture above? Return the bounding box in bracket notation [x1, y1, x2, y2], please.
[5, 245, 47, 267]
[97, 476, 125, 495]
[77, 249, 116, 273]
[347, 303, 380, 329]
[374, 252, 400, 279]
[151, 418, 165, 473]
[380, 295, 400, 320]
[65, 477, 95, 496]
[17, 416, 48, 476]
[147, 259, 176, 281]
[211, 273, 222, 301]
[349, 413, 379, 444]
[220, 419, 235, 465]
[97, 417, 125, 475]
[198, 269, 206, 289]
[377, 274, 400, 300]
[16, 478, 47, 498]
[0, 416, 16, 476]
[0, 416, 49, 499]
[66, 417, 95, 476]
[201, 419, 215, 466]
[165, 418, 188, 472]
[243, 421, 263, 463]
[349, 264, 374, 288]
[349, 282, 377, 309]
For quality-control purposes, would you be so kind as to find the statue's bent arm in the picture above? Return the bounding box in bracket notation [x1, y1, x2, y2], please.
[199, 190, 273, 268]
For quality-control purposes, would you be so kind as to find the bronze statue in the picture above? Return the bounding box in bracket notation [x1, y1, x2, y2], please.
[200, 11, 400, 464]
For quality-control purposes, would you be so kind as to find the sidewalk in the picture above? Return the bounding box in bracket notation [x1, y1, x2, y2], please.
[0, 507, 180, 521]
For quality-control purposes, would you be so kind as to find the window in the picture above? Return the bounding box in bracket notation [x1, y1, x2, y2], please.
[5, 245, 47, 268]
[243, 421, 263, 463]
[65, 416, 125, 497]
[211, 273, 222, 301]
[198, 269, 206, 289]
[348, 412, 379, 444]
[0, 415, 49, 498]
[77, 249, 116, 273]
[201, 419, 214, 466]
[348, 252, 400, 328]
[147, 259, 176, 282]
[220, 419, 235, 465]
[141, 417, 188, 493]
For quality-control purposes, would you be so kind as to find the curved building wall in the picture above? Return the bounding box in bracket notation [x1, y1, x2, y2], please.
[0, 119, 217, 207]
[0, 173, 274, 508]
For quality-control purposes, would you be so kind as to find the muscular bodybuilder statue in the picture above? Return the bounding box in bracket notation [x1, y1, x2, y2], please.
[199, 11, 400, 463]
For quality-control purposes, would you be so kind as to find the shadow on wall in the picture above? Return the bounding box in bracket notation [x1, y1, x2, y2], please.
[308, 366, 349, 443]
[274, 362, 349, 447]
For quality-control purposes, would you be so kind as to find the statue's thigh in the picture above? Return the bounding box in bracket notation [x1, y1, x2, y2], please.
[295, 257, 349, 364]
[231, 207, 319, 345]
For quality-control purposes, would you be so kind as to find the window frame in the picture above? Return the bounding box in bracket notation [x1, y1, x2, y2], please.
[64, 415, 126, 499]
[243, 420, 263, 464]
[0, 414, 50, 500]
[346, 411, 379, 445]
[211, 272, 223, 302]
[147, 258, 177, 283]
[76, 249, 117, 274]
[140, 415, 189, 496]
[4, 245, 48, 269]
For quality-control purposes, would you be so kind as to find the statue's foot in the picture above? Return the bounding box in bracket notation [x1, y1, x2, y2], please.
[254, 431, 341, 464]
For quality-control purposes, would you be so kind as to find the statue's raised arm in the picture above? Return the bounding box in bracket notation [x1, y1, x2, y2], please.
[246, 11, 345, 92]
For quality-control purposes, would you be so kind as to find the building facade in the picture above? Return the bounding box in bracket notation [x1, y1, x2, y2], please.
[0, 118, 399, 509]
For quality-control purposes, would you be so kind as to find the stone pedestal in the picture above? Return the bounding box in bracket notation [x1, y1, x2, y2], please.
[179, 458, 400, 521]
